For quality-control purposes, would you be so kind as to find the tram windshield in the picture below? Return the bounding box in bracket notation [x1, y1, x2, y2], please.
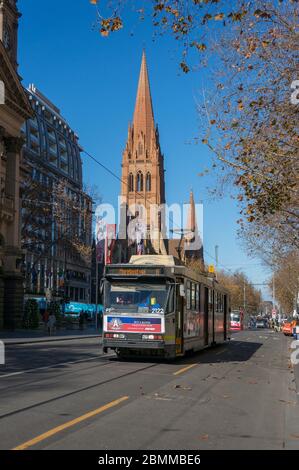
[231, 313, 240, 322]
[104, 281, 171, 314]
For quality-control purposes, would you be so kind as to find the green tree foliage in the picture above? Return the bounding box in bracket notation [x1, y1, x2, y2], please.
[23, 299, 40, 329]
[48, 302, 63, 327]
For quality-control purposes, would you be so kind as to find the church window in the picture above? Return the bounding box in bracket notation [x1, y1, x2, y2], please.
[136, 172, 143, 192]
[146, 172, 151, 192]
[128, 173, 134, 192]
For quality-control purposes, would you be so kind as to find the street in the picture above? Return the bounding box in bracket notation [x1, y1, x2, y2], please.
[0, 330, 298, 450]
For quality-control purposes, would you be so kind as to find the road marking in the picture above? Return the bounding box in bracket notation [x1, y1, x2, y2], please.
[0, 354, 115, 379]
[173, 364, 197, 376]
[12, 396, 129, 450]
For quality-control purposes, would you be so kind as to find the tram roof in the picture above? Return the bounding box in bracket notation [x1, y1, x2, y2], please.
[129, 255, 183, 267]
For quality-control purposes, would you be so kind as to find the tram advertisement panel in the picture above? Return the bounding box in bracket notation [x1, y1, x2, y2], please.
[105, 315, 165, 334]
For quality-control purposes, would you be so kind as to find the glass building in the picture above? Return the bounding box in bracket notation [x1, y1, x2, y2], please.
[21, 85, 92, 303]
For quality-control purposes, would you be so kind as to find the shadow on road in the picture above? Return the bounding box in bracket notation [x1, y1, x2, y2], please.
[107, 338, 263, 366]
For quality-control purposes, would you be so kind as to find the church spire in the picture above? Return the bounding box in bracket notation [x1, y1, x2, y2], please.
[132, 51, 155, 149]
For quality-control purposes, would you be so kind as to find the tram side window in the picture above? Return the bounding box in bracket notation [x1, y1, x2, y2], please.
[216, 292, 220, 312]
[186, 281, 191, 310]
[191, 283, 196, 310]
[195, 284, 200, 311]
[167, 285, 174, 313]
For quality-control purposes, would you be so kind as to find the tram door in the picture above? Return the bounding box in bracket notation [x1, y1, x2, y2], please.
[175, 284, 184, 355]
[204, 287, 209, 346]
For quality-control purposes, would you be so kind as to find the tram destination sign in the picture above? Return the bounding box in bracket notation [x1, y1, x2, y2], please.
[106, 266, 165, 276]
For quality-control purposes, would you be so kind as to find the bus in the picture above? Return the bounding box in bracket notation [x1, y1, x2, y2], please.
[102, 255, 230, 359]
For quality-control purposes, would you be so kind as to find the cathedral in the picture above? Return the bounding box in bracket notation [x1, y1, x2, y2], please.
[118, 52, 203, 264]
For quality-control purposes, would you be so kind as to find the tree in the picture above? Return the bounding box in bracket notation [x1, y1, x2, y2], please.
[217, 270, 262, 314]
[23, 299, 40, 329]
[48, 301, 63, 327]
[90, 0, 299, 253]
[269, 251, 299, 314]
[21, 173, 94, 270]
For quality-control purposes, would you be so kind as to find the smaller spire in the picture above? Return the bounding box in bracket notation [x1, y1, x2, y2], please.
[185, 190, 196, 240]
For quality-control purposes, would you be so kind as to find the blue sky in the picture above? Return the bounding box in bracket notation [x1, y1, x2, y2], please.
[18, 0, 271, 298]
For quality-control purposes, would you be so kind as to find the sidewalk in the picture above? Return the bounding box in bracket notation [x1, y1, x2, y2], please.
[0, 327, 102, 345]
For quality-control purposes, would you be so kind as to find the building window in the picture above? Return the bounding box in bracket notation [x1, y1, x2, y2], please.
[136, 172, 143, 192]
[146, 172, 151, 192]
[128, 173, 134, 192]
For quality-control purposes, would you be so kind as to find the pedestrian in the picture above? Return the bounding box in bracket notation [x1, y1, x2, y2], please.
[47, 312, 56, 336]
[79, 310, 84, 330]
[43, 309, 49, 331]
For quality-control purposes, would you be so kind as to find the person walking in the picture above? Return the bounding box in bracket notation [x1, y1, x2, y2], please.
[47, 312, 56, 336]
[43, 309, 49, 331]
[79, 310, 84, 330]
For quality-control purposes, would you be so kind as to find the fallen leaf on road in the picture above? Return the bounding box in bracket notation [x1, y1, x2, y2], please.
[290, 434, 299, 439]
[279, 399, 296, 405]
[199, 434, 209, 440]
[174, 385, 192, 391]
[222, 395, 231, 399]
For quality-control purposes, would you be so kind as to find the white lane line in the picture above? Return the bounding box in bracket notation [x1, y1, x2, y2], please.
[0, 354, 115, 379]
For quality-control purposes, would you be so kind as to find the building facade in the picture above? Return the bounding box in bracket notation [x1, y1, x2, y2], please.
[120, 52, 167, 260]
[0, 0, 33, 328]
[22, 85, 92, 304]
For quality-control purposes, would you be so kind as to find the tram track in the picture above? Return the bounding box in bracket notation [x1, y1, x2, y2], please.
[0, 361, 159, 421]
[0, 354, 115, 392]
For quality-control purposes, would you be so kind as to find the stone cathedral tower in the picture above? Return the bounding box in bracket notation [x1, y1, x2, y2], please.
[120, 52, 167, 258]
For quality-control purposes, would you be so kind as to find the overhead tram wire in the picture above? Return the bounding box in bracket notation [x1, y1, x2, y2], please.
[82, 148, 266, 282]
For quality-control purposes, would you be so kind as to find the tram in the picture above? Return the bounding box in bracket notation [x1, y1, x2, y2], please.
[230, 310, 244, 331]
[102, 255, 230, 359]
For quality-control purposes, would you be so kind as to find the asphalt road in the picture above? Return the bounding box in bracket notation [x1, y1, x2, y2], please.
[0, 330, 298, 450]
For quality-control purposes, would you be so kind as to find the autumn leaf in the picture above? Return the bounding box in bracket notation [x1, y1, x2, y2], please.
[100, 29, 109, 37]
[214, 13, 225, 21]
[180, 61, 190, 73]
